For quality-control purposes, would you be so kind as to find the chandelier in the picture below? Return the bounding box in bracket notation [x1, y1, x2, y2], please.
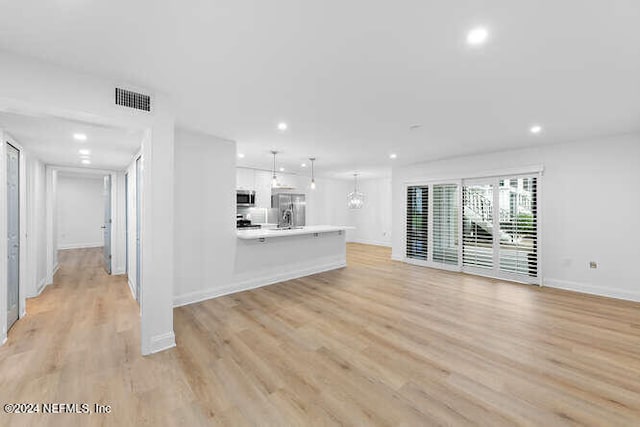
[347, 173, 365, 209]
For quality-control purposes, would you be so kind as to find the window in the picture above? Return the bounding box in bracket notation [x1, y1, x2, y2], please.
[406, 186, 428, 260]
[462, 183, 494, 269]
[499, 177, 538, 277]
[432, 184, 459, 265]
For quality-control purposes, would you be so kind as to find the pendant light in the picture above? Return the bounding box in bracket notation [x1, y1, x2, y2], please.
[309, 157, 316, 190]
[271, 150, 278, 187]
[347, 173, 365, 209]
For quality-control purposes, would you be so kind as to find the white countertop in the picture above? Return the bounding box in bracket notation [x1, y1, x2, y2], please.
[237, 225, 353, 240]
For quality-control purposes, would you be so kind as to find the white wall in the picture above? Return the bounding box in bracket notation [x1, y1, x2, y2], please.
[392, 133, 640, 302]
[25, 153, 47, 297]
[347, 177, 392, 246]
[174, 128, 236, 302]
[56, 175, 105, 250]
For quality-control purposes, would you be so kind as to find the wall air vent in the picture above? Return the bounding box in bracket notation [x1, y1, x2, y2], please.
[115, 88, 151, 112]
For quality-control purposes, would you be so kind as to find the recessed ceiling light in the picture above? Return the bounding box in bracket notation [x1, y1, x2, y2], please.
[237, 153, 245, 158]
[81, 159, 91, 165]
[277, 122, 288, 131]
[73, 133, 87, 141]
[390, 153, 398, 159]
[79, 149, 90, 155]
[466, 27, 489, 46]
[530, 125, 543, 134]
[279, 167, 285, 172]
[301, 163, 307, 167]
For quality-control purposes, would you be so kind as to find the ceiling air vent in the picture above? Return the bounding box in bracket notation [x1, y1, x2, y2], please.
[115, 88, 151, 112]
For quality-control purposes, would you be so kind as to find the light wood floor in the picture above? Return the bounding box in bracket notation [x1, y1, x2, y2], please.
[1, 245, 639, 426]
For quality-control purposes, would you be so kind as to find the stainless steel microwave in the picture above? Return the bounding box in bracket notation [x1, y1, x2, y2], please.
[236, 190, 256, 207]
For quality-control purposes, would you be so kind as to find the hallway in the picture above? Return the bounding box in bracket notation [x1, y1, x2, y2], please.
[0, 248, 188, 426]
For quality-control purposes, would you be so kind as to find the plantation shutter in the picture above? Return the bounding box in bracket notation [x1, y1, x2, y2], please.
[406, 186, 428, 260]
[498, 177, 538, 277]
[462, 183, 494, 269]
[432, 184, 459, 265]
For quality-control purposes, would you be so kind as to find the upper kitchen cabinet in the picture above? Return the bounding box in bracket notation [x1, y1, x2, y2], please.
[254, 169, 273, 208]
[274, 172, 303, 190]
[236, 167, 255, 190]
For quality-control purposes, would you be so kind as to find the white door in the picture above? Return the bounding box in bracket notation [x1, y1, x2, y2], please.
[462, 176, 539, 283]
[103, 175, 112, 274]
[6, 143, 20, 330]
[135, 157, 142, 305]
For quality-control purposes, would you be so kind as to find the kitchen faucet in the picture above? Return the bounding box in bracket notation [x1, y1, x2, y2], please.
[282, 204, 293, 227]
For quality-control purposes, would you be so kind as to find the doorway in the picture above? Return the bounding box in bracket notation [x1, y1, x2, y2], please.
[135, 156, 142, 305]
[6, 142, 20, 331]
[125, 172, 129, 275]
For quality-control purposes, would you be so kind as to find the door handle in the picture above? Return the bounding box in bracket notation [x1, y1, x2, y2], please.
[101, 225, 107, 229]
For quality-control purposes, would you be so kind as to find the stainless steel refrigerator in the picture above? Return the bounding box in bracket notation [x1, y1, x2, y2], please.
[271, 193, 306, 228]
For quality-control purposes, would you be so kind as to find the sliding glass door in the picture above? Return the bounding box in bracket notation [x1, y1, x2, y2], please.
[406, 186, 428, 261]
[498, 177, 538, 278]
[462, 181, 495, 270]
[405, 173, 540, 284]
[432, 184, 459, 266]
[405, 182, 460, 269]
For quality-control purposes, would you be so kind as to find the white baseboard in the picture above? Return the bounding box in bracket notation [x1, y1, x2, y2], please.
[348, 238, 392, 248]
[57, 242, 103, 250]
[144, 331, 176, 355]
[544, 278, 640, 302]
[46, 263, 60, 285]
[26, 277, 48, 298]
[173, 260, 347, 308]
[128, 278, 136, 300]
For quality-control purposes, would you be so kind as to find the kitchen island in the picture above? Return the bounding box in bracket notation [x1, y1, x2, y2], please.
[237, 225, 351, 240]
[233, 225, 353, 293]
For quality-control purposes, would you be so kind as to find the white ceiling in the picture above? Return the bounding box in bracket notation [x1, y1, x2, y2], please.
[0, 112, 143, 170]
[0, 1, 639, 178]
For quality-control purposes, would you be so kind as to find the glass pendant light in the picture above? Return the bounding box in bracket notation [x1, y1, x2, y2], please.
[271, 150, 278, 187]
[347, 173, 365, 209]
[309, 157, 316, 190]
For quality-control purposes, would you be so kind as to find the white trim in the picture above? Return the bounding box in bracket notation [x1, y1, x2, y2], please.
[128, 277, 136, 301]
[26, 277, 48, 298]
[403, 164, 544, 185]
[46, 262, 60, 285]
[174, 260, 347, 307]
[544, 279, 640, 302]
[404, 257, 462, 273]
[348, 238, 392, 247]
[147, 331, 176, 354]
[57, 242, 103, 250]
[1, 333, 6, 345]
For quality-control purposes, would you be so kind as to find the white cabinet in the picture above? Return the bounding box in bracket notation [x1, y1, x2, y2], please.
[254, 170, 272, 208]
[236, 168, 255, 190]
[236, 167, 311, 209]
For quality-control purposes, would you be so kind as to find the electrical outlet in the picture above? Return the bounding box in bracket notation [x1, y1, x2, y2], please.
[589, 261, 598, 269]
